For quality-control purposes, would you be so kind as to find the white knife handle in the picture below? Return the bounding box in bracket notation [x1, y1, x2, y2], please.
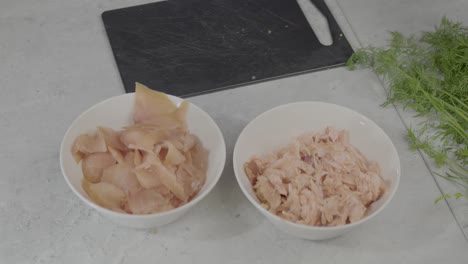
[297, 0, 333, 46]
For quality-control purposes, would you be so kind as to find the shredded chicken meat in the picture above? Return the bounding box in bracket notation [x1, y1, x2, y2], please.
[72, 83, 208, 214]
[244, 127, 386, 227]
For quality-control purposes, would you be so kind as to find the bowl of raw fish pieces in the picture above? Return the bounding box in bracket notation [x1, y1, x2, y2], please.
[233, 102, 400, 240]
[60, 86, 226, 229]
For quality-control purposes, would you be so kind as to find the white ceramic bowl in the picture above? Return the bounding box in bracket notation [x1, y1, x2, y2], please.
[233, 102, 400, 240]
[60, 93, 226, 229]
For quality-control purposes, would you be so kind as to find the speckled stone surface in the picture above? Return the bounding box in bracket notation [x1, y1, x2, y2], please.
[1, 0, 467, 263]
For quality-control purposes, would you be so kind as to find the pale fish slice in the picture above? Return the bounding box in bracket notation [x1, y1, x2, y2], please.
[175, 165, 201, 199]
[162, 129, 193, 151]
[71, 132, 107, 163]
[134, 149, 142, 166]
[175, 100, 188, 121]
[97, 126, 127, 151]
[190, 138, 208, 175]
[140, 115, 183, 130]
[82, 180, 126, 212]
[152, 158, 186, 201]
[128, 188, 174, 214]
[133, 82, 177, 124]
[101, 163, 141, 195]
[182, 146, 207, 192]
[160, 140, 186, 165]
[136, 151, 159, 170]
[108, 146, 125, 164]
[123, 151, 135, 167]
[134, 150, 187, 192]
[134, 166, 163, 189]
[120, 127, 163, 152]
[81, 152, 116, 183]
[133, 83, 188, 129]
[180, 133, 196, 151]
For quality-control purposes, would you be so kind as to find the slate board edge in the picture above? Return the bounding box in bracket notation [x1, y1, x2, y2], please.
[101, 1, 354, 98]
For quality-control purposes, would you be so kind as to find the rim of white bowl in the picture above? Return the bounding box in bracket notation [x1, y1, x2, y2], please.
[233, 101, 401, 231]
[60, 93, 226, 219]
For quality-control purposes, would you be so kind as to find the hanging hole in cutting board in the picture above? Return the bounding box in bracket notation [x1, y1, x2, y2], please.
[297, 0, 333, 46]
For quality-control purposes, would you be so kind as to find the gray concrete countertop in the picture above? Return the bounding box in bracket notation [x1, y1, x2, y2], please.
[1, 0, 467, 263]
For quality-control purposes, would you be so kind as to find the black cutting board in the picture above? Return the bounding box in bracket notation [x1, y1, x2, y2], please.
[102, 0, 353, 97]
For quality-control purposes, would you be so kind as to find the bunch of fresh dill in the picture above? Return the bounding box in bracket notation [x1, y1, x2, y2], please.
[347, 17, 468, 201]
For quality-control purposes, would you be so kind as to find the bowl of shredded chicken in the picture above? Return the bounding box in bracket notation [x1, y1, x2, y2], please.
[233, 102, 400, 240]
[60, 83, 226, 228]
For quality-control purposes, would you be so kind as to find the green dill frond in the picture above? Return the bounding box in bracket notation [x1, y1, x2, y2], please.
[348, 17, 468, 200]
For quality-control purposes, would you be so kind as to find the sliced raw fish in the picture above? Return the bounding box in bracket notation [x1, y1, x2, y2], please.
[152, 158, 186, 201]
[134, 166, 163, 189]
[71, 83, 208, 215]
[128, 188, 174, 214]
[120, 127, 163, 152]
[82, 180, 126, 212]
[71, 132, 107, 163]
[108, 146, 125, 164]
[81, 152, 116, 183]
[101, 163, 141, 195]
[133, 82, 177, 124]
[160, 141, 186, 165]
[97, 126, 127, 151]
